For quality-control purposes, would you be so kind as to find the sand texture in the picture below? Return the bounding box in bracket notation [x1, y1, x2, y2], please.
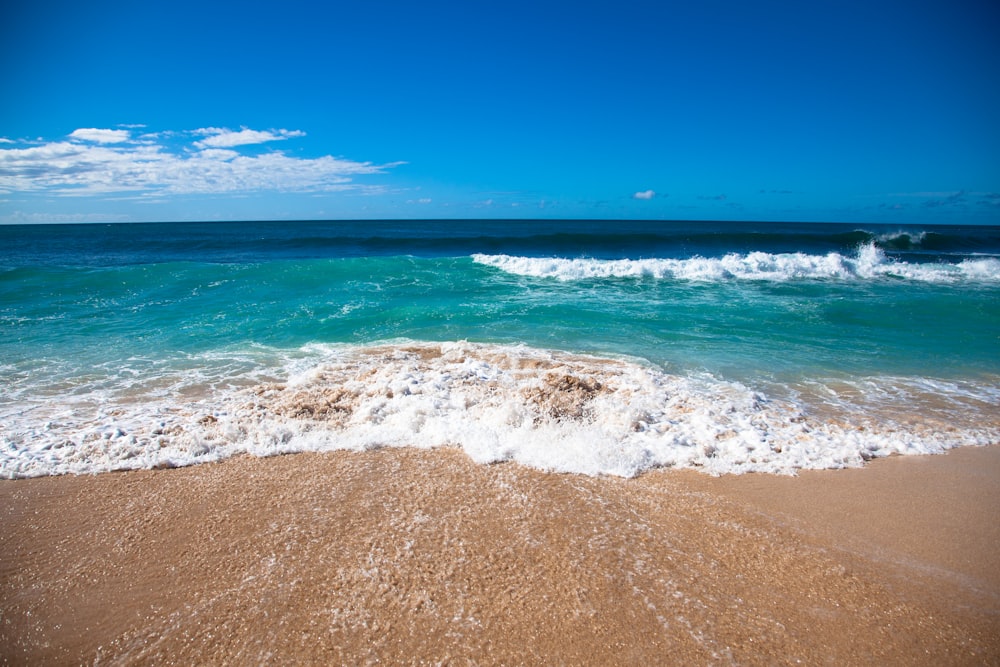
[2, 446, 998, 665]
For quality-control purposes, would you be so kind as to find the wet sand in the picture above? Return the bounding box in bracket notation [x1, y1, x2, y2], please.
[2, 446, 998, 665]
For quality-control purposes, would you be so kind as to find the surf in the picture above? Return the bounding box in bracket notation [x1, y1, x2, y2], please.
[3, 341, 998, 479]
[472, 243, 1000, 283]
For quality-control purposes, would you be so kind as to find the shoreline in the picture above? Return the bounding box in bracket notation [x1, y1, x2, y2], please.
[2, 445, 998, 664]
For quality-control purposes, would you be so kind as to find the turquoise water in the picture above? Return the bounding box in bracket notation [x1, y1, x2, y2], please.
[2, 220, 998, 477]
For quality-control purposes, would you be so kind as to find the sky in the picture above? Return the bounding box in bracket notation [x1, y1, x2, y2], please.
[1, 0, 998, 224]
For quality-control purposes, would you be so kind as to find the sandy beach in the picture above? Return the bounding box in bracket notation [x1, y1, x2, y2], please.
[2, 446, 998, 665]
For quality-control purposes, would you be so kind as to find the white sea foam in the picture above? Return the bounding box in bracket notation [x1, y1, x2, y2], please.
[2, 342, 997, 479]
[472, 244, 1000, 283]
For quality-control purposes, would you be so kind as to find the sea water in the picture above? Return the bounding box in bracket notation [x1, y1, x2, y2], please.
[1, 220, 998, 478]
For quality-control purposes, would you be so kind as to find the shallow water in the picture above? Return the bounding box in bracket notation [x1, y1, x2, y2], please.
[2, 220, 998, 477]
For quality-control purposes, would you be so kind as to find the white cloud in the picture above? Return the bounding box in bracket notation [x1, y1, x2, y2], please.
[0, 209, 133, 224]
[193, 127, 306, 148]
[633, 189, 655, 200]
[888, 191, 959, 197]
[197, 148, 241, 161]
[69, 128, 132, 143]
[0, 126, 402, 197]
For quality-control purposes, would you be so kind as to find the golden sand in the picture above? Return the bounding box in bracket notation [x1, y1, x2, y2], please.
[2, 446, 998, 665]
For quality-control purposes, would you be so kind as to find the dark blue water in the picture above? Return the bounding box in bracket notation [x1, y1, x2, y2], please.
[4, 219, 997, 265]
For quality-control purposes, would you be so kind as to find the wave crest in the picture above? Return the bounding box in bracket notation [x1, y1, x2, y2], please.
[472, 243, 1000, 283]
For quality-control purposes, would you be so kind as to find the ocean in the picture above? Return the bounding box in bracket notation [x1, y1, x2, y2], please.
[2, 219, 998, 478]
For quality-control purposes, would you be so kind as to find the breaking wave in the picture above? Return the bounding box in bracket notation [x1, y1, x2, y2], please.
[472, 243, 1000, 283]
[3, 342, 997, 479]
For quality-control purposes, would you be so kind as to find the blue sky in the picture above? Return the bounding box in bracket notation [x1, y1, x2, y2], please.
[1, 0, 998, 223]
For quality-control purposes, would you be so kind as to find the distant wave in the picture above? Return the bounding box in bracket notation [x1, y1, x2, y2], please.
[472, 244, 1000, 283]
[872, 230, 930, 251]
[868, 228, 1000, 255]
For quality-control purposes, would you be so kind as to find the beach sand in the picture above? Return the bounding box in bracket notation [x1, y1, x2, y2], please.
[2, 446, 998, 665]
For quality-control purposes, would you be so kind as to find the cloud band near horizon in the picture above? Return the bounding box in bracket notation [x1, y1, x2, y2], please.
[0, 127, 403, 198]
